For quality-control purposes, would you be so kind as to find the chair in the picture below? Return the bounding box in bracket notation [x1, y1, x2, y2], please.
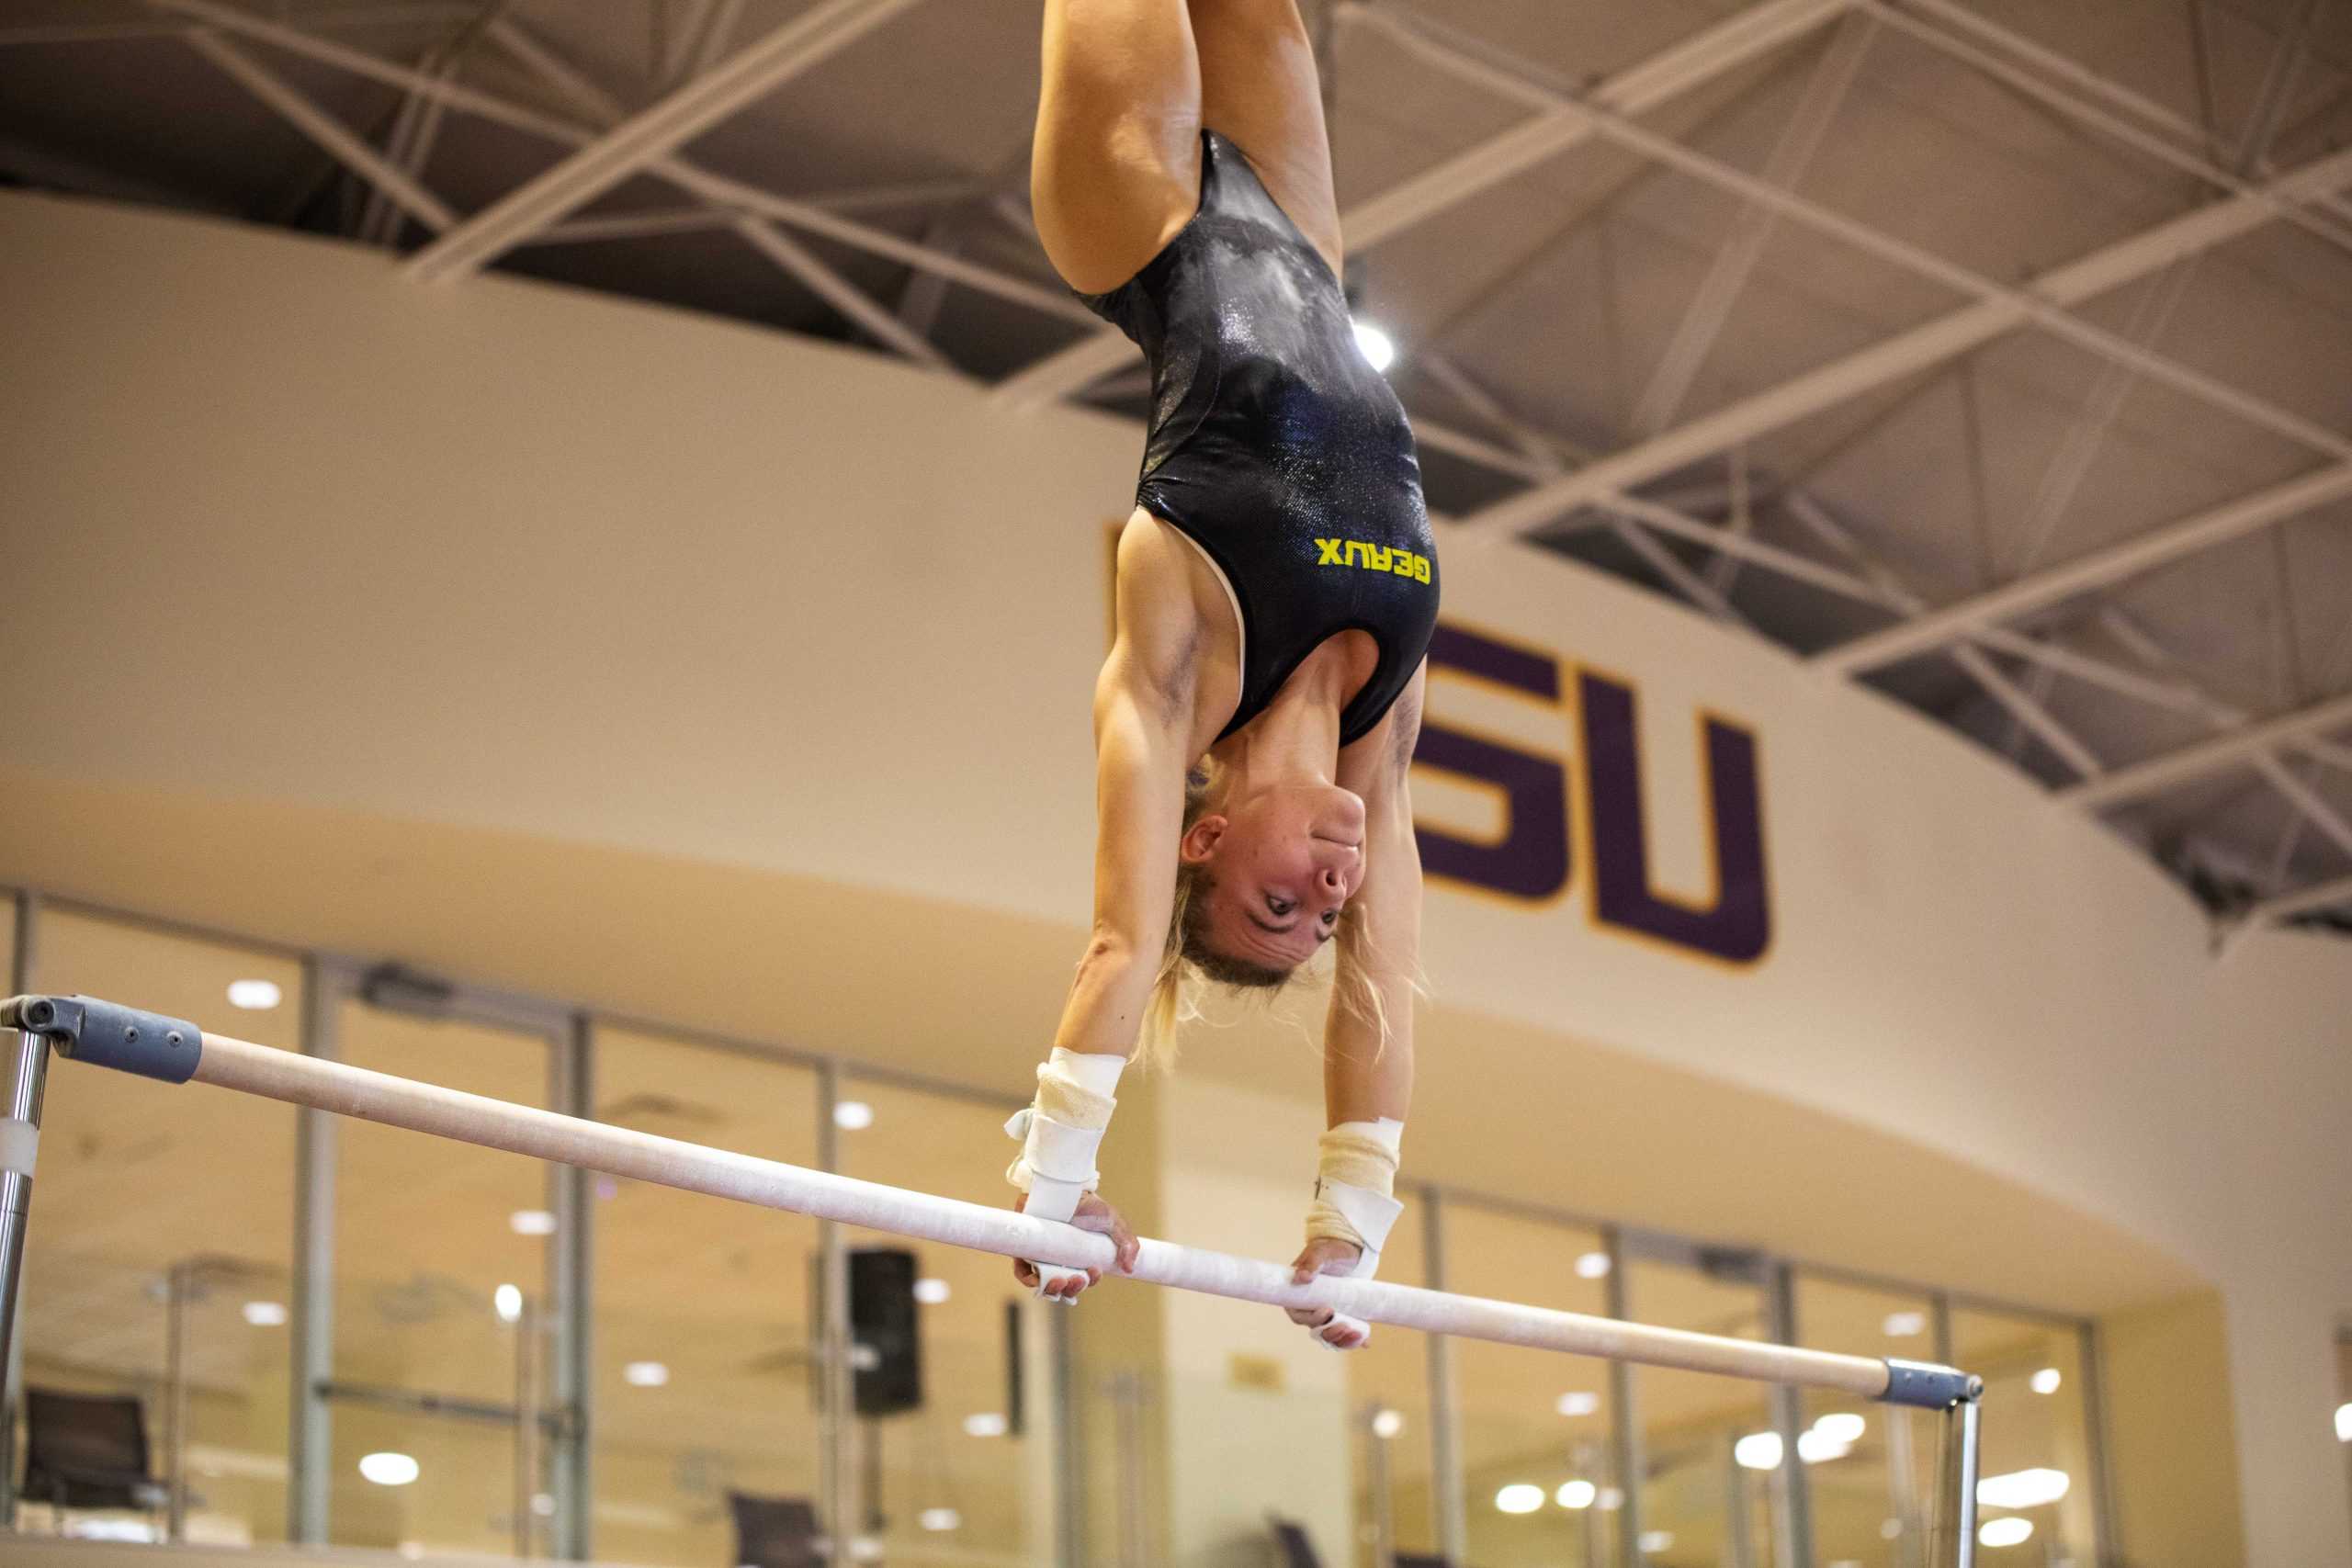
[1271, 1517, 1322, 1568]
[727, 1491, 825, 1568]
[20, 1387, 168, 1533]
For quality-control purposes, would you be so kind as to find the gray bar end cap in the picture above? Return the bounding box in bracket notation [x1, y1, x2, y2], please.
[1882, 1357, 1982, 1409]
[18, 994, 204, 1084]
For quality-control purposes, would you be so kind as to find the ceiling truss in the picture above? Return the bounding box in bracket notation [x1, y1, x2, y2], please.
[10, 0, 2349, 931]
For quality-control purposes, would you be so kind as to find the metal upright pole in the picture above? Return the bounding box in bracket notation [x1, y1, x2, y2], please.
[1953, 1394, 1981, 1568]
[1, 891, 40, 1529]
[164, 1262, 194, 1540]
[1421, 1190, 1468, 1568]
[815, 1060, 856, 1561]
[0, 1014, 51, 1533]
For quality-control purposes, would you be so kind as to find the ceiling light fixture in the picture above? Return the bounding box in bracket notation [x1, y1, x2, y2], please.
[1494, 1483, 1544, 1516]
[1976, 1469, 2069, 1510]
[1978, 1517, 2033, 1548]
[912, 1278, 950, 1305]
[832, 1100, 875, 1131]
[623, 1361, 669, 1388]
[1574, 1251, 1611, 1280]
[962, 1413, 1007, 1438]
[510, 1210, 557, 1236]
[1881, 1311, 1926, 1337]
[358, 1452, 420, 1487]
[1556, 1391, 1600, 1417]
[242, 1301, 288, 1327]
[1555, 1480, 1596, 1510]
[2030, 1368, 2063, 1395]
[494, 1284, 524, 1323]
[1370, 1408, 1404, 1439]
[227, 979, 282, 1010]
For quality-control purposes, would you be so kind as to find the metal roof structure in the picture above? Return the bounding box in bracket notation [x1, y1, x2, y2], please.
[6, 0, 2350, 937]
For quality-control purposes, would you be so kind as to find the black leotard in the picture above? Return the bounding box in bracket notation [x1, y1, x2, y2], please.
[1080, 130, 1439, 746]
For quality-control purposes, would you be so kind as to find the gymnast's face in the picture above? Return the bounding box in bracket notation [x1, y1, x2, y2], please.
[1181, 782, 1368, 970]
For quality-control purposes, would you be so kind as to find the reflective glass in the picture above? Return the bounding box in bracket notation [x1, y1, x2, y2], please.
[1951, 1306, 2097, 1565]
[839, 1076, 1048, 1564]
[20, 908, 301, 1545]
[330, 1000, 554, 1556]
[1351, 1200, 1433, 1566]
[591, 1027, 822, 1567]
[1795, 1275, 1939, 1566]
[1450, 1204, 1617, 1568]
[1625, 1254, 1778, 1568]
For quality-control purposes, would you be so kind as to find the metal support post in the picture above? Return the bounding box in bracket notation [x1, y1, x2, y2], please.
[1764, 1264, 1815, 1568]
[1928, 1387, 1984, 1568]
[1363, 1404, 1397, 1568]
[1421, 1190, 1467, 1568]
[815, 1060, 856, 1560]
[548, 1013, 594, 1560]
[164, 1261, 195, 1540]
[0, 1017, 51, 1533]
[1603, 1228, 1644, 1568]
[514, 1293, 543, 1559]
[289, 958, 338, 1544]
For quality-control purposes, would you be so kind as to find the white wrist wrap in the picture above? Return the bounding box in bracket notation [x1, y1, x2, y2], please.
[1004, 1050, 1126, 1299]
[1304, 1120, 1403, 1348]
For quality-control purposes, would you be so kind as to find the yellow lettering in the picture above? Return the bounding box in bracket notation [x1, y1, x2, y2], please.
[1315, 538, 1343, 566]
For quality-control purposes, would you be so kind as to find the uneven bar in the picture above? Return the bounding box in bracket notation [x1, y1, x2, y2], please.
[9, 996, 1978, 1410]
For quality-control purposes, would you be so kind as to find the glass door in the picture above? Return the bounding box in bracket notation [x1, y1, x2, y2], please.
[317, 971, 578, 1559]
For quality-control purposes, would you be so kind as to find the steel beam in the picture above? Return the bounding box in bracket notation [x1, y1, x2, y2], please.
[1813, 464, 2352, 674]
[1860, 1, 2352, 257]
[1370, 14, 2352, 542]
[2059, 690, 2352, 810]
[152, 2, 1100, 327]
[995, 0, 1859, 407]
[1432, 96, 2352, 536]
[405, 0, 926, 282]
[1631, 11, 1877, 434]
[184, 30, 456, 232]
[2242, 869, 2352, 925]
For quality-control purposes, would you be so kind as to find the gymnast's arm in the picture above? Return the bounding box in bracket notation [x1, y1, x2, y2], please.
[1008, 525, 1204, 1295]
[1324, 665, 1425, 1127]
[1055, 526, 1205, 1056]
[1285, 666, 1424, 1345]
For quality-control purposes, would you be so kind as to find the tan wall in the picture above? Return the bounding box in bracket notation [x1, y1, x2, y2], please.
[2100, 1291, 2247, 1568]
[6, 190, 2352, 1562]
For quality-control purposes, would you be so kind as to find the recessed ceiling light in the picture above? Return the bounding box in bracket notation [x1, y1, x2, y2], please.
[1882, 1311, 1927, 1337]
[1812, 1412, 1867, 1445]
[833, 1100, 875, 1131]
[1555, 1479, 1596, 1510]
[242, 1301, 288, 1327]
[1979, 1517, 2034, 1548]
[1370, 1408, 1404, 1439]
[2030, 1367, 2063, 1395]
[1574, 1251, 1611, 1280]
[1598, 1487, 1625, 1511]
[510, 1210, 557, 1236]
[1494, 1483, 1544, 1516]
[1735, 1432, 1783, 1471]
[358, 1452, 420, 1486]
[912, 1278, 950, 1305]
[962, 1413, 1007, 1438]
[1976, 1469, 2069, 1509]
[1639, 1531, 1675, 1553]
[623, 1361, 670, 1388]
[1556, 1391, 1600, 1417]
[227, 979, 282, 1010]
[918, 1508, 960, 1532]
[494, 1284, 524, 1323]
[1797, 1429, 1853, 1464]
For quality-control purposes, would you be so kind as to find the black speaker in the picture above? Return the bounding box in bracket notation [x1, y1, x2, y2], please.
[848, 1247, 922, 1416]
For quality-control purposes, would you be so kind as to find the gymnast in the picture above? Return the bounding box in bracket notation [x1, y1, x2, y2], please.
[1000, 0, 1438, 1350]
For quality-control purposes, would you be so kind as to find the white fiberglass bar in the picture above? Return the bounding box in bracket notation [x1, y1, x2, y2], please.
[10, 996, 1977, 1411]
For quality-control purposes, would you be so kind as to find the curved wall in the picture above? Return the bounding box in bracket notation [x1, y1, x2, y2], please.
[3, 192, 2347, 1563]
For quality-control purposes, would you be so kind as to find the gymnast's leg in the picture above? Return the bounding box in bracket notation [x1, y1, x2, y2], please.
[1032, 0, 1206, 296]
[1191, 0, 1342, 276]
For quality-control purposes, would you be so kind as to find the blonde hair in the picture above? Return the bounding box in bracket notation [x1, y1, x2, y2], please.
[1136, 761, 1407, 1067]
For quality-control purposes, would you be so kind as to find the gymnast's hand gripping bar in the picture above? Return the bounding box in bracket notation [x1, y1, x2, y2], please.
[4, 994, 1982, 1412]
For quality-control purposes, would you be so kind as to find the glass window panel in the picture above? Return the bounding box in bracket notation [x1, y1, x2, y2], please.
[1795, 1274, 1939, 1567]
[1951, 1305, 2097, 1567]
[22, 908, 302, 1545]
[1625, 1254, 1777, 1568]
[839, 1076, 1044, 1564]
[332, 1000, 554, 1556]
[590, 1027, 821, 1568]
[1449, 1205, 1617, 1568]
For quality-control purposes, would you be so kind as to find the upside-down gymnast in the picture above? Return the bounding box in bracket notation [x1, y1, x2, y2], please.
[999, 0, 1439, 1350]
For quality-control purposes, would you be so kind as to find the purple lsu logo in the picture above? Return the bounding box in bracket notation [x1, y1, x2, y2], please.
[1412, 623, 1770, 965]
